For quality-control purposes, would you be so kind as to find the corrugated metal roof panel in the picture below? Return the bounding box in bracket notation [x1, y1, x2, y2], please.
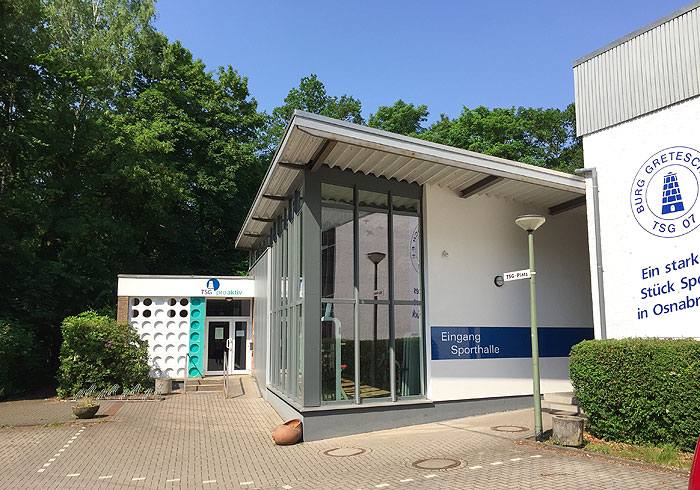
[235, 112, 586, 250]
[574, 4, 700, 136]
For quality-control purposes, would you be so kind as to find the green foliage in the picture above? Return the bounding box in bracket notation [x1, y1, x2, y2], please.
[0, 0, 266, 395]
[368, 99, 429, 135]
[569, 338, 700, 451]
[57, 311, 150, 398]
[268, 74, 364, 149]
[0, 318, 46, 400]
[421, 103, 582, 173]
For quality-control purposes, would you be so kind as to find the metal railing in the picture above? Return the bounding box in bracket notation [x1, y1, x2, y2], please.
[223, 351, 229, 398]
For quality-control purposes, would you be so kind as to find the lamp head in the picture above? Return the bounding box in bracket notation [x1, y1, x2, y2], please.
[515, 214, 546, 232]
[366, 252, 386, 265]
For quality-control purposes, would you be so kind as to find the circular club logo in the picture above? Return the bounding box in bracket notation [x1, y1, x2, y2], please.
[630, 146, 700, 238]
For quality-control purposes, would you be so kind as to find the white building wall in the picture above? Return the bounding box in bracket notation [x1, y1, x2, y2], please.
[424, 184, 593, 401]
[582, 95, 700, 339]
[129, 297, 191, 379]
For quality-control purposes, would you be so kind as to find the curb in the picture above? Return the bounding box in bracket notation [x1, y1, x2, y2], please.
[517, 438, 691, 477]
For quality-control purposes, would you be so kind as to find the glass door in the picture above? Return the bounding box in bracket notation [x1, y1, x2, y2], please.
[233, 320, 248, 372]
[206, 320, 230, 374]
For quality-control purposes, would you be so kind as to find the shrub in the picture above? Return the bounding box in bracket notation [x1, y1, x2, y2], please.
[0, 319, 45, 400]
[569, 338, 700, 451]
[57, 311, 150, 398]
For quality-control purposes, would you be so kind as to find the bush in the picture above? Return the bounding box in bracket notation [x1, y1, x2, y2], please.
[0, 319, 45, 400]
[570, 338, 700, 451]
[57, 311, 150, 398]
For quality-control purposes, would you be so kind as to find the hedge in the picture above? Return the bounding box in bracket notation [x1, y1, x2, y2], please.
[57, 311, 150, 398]
[569, 338, 700, 451]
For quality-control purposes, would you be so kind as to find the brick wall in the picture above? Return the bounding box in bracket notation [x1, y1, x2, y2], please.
[117, 296, 129, 323]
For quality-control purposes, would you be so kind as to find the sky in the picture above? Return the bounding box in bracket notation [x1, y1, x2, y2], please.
[155, 0, 693, 124]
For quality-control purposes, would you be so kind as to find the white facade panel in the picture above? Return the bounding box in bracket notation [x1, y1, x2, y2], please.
[582, 96, 700, 339]
[118, 276, 254, 298]
[424, 185, 593, 401]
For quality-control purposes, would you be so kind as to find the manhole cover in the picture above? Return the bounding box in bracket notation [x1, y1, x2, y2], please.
[490, 425, 529, 433]
[323, 447, 367, 457]
[412, 458, 461, 470]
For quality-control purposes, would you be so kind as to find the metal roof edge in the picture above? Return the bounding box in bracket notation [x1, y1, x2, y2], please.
[117, 274, 252, 279]
[572, 1, 700, 67]
[292, 111, 585, 191]
[236, 111, 586, 250]
[234, 112, 300, 248]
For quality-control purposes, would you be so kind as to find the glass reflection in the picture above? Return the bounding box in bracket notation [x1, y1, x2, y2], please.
[321, 303, 355, 401]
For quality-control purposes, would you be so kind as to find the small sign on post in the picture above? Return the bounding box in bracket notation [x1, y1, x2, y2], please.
[503, 269, 532, 281]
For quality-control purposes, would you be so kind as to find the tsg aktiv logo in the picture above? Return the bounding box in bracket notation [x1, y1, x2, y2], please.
[630, 146, 700, 238]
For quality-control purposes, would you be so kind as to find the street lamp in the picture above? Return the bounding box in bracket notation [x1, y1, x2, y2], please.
[515, 214, 546, 442]
[367, 252, 386, 391]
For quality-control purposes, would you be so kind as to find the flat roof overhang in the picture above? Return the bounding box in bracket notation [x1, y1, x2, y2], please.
[236, 111, 586, 250]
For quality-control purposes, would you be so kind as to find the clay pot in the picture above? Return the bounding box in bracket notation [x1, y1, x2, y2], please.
[272, 419, 302, 445]
[72, 405, 100, 419]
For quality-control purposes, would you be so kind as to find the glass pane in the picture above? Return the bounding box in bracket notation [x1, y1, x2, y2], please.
[206, 299, 250, 317]
[359, 210, 388, 300]
[395, 305, 423, 397]
[296, 307, 304, 400]
[359, 303, 390, 399]
[297, 209, 303, 300]
[321, 303, 355, 402]
[279, 314, 287, 389]
[322, 183, 353, 204]
[322, 207, 354, 299]
[358, 189, 388, 209]
[393, 214, 422, 301]
[234, 321, 247, 370]
[393, 196, 420, 213]
[207, 321, 229, 372]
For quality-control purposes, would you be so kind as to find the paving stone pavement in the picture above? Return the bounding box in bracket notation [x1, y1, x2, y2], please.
[0, 376, 690, 489]
[0, 398, 118, 427]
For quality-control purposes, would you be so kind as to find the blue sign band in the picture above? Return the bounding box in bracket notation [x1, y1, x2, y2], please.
[430, 326, 594, 360]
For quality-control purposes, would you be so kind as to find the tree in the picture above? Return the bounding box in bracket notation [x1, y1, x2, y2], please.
[0, 0, 267, 390]
[420, 103, 582, 173]
[267, 74, 364, 150]
[368, 99, 429, 136]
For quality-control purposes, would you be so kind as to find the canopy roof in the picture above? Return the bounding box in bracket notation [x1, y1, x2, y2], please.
[236, 111, 585, 250]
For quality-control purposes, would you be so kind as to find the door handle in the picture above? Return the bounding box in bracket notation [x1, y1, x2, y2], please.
[226, 338, 233, 350]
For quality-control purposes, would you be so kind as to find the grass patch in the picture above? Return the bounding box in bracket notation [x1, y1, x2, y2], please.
[41, 421, 66, 428]
[583, 432, 693, 470]
[0, 424, 16, 429]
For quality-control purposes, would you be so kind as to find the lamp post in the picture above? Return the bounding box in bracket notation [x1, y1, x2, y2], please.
[367, 252, 386, 391]
[515, 214, 546, 442]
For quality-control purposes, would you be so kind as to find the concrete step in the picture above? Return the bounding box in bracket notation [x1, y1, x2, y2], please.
[544, 392, 579, 405]
[185, 385, 224, 393]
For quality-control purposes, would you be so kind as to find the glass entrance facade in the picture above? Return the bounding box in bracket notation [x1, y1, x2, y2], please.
[264, 167, 425, 407]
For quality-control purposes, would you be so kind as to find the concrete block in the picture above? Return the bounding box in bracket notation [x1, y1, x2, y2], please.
[552, 415, 585, 447]
[155, 378, 172, 395]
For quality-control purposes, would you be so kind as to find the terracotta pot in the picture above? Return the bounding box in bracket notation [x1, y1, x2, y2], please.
[72, 405, 100, 419]
[272, 419, 302, 445]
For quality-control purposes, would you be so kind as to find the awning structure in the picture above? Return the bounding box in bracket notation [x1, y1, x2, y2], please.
[236, 111, 586, 250]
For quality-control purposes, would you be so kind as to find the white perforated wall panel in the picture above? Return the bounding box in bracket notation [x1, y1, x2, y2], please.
[129, 296, 191, 378]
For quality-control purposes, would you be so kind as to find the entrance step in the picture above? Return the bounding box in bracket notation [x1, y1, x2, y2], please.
[542, 392, 585, 416]
[184, 377, 225, 394]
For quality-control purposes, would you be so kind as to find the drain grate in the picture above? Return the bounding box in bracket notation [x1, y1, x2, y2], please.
[412, 458, 462, 470]
[490, 425, 529, 433]
[323, 447, 367, 457]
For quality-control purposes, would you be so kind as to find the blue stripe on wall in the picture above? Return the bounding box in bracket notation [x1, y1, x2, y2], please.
[430, 326, 594, 360]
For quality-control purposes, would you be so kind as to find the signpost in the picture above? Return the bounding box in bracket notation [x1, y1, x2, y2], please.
[503, 269, 532, 282]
